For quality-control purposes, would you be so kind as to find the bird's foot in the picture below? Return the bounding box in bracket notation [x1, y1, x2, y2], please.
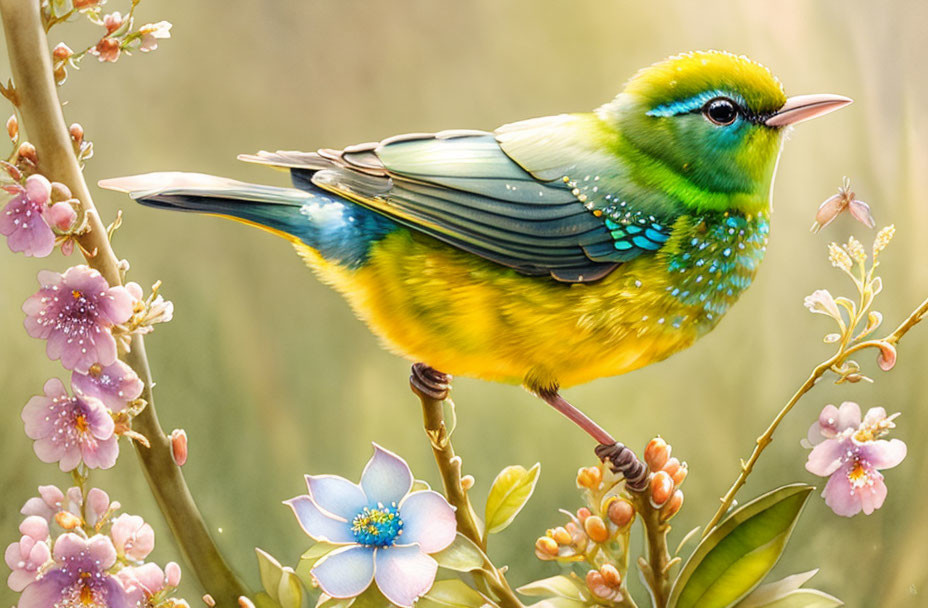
[595, 442, 649, 492]
[410, 363, 452, 401]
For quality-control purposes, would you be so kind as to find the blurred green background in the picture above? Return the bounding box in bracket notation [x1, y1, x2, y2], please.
[2, 1, 927, 605]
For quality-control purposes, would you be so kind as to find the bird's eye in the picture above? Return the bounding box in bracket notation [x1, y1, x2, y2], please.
[703, 98, 739, 126]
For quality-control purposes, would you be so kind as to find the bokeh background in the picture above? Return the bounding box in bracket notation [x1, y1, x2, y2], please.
[2, 1, 928, 605]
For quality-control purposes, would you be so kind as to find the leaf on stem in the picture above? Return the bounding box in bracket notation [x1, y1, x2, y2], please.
[737, 569, 842, 607]
[668, 484, 813, 608]
[432, 533, 486, 572]
[418, 579, 488, 608]
[484, 463, 541, 534]
[516, 575, 588, 601]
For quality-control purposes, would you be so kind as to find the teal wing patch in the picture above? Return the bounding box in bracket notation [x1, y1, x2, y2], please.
[256, 119, 676, 283]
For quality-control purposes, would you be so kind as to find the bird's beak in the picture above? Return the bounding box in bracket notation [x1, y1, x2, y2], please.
[765, 94, 853, 128]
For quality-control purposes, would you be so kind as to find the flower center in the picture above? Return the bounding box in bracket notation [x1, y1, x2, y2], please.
[847, 459, 872, 488]
[350, 503, 403, 547]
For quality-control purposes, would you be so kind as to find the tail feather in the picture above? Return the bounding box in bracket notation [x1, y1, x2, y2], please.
[98, 171, 396, 268]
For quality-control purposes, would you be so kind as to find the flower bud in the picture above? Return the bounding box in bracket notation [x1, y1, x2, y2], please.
[649, 470, 674, 508]
[74, 0, 100, 8]
[668, 461, 687, 487]
[876, 342, 896, 372]
[644, 437, 670, 471]
[55, 510, 82, 530]
[103, 12, 124, 34]
[662, 457, 681, 478]
[6, 115, 17, 141]
[606, 498, 635, 528]
[50, 182, 72, 203]
[170, 428, 188, 466]
[237, 598, 256, 608]
[551, 526, 571, 546]
[52, 43, 73, 61]
[583, 515, 609, 543]
[534, 536, 559, 560]
[576, 465, 602, 489]
[165, 561, 182, 587]
[586, 565, 623, 602]
[17, 141, 37, 165]
[69, 123, 84, 146]
[461, 475, 474, 490]
[576, 507, 592, 523]
[660, 490, 684, 522]
[202, 595, 216, 607]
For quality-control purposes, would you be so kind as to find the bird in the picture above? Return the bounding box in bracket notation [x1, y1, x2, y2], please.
[100, 50, 851, 449]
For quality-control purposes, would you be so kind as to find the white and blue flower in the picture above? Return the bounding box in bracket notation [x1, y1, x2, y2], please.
[285, 444, 457, 607]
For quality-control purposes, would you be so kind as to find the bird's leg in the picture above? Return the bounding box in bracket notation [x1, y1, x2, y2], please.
[537, 388, 616, 445]
[538, 388, 649, 492]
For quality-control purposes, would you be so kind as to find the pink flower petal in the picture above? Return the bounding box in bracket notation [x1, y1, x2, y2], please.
[360, 444, 412, 506]
[857, 474, 888, 515]
[311, 545, 374, 599]
[19, 516, 49, 541]
[806, 438, 846, 477]
[24, 175, 51, 204]
[306, 475, 368, 520]
[848, 200, 876, 229]
[864, 439, 907, 470]
[814, 193, 845, 229]
[822, 467, 860, 517]
[835, 402, 862, 432]
[374, 545, 438, 607]
[16, 570, 72, 607]
[398, 491, 456, 553]
[284, 496, 354, 544]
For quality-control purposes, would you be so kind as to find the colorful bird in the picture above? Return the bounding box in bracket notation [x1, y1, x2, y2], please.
[100, 51, 851, 448]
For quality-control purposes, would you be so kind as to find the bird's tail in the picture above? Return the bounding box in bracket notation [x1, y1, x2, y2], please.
[98, 172, 313, 242]
[99, 171, 396, 268]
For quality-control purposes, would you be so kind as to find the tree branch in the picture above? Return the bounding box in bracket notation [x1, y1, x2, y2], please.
[0, 1, 247, 603]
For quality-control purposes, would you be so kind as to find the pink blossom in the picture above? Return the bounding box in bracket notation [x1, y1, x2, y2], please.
[44, 202, 76, 231]
[138, 21, 172, 52]
[20, 486, 66, 521]
[23, 265, 134, 373]
[805, 402, 906, 516]
[20, 486, 113, 529]
[17, 533, 130, 608]
[287, 444, 457, 607]
[4, 517, 51, 592]
[117, 561, 180, 605]
[812, 178, 876, 233]
[90, 38, 121, 63]
[22, 378, 118, 471]
[109, 514, 155, 561]
[0, 175, 54, 257]
[103, 12, 123, 33]
[72, 360, 143, 412]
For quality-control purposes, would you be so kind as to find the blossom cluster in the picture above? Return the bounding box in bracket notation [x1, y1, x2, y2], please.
[6, 485, 185, 607]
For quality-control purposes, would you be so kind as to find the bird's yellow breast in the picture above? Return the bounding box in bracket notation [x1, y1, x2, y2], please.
[293, 217, 765, 391]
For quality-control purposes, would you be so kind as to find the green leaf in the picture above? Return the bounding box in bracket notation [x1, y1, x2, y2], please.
[432, 533, 486, 572]
[295, 543, 340, 590]
[253, 592, 282, 608]
[738, 570, 818, 607]
[277, 568, 304, 608]
[668, 484, 813, 608]
[418, 580, 487, 608]
[255, 548, 285, 602]
[412, 479, 432, 492]
[745, 590, 843, 608]
[484, 463, 541, 534]
[517, 575, 588, 601]
[317, 596, 356, 608]
[51, 0, 74, 19]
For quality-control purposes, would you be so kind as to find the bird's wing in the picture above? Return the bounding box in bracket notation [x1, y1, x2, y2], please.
[239, 115, 675, 283]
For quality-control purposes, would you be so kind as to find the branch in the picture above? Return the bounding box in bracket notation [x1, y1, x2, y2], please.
[410, 364, 523, 608]
[0, 1, 247, 603]
[629, 493, 673, 608]
[704, 293, 928, 536]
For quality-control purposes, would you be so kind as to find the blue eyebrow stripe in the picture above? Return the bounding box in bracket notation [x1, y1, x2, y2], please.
[646, 89, 747, 117]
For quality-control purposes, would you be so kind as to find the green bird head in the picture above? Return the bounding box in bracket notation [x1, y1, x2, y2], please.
[600, 50, 850, 213]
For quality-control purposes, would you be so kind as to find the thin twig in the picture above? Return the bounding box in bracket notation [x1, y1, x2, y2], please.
[0, 1, 247, 603]
[704, 294, 928, 536]
[410, 364, 523, 608]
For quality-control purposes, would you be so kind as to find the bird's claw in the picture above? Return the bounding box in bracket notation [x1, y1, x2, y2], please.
[595, 442, 649, 492]
[410, 363, 452, 401]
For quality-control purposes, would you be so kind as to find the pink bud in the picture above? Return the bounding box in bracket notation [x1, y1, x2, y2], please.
[165, 561, 182, 587]
[52, 43, 74, 61]
[6, 114, 17, 140]
[171, 429, 188, 466]
[24, 174, 51, 204]
[103, 12, 123, 34]
[877, 342, 897, 371]
[43, 202, 77, 230]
